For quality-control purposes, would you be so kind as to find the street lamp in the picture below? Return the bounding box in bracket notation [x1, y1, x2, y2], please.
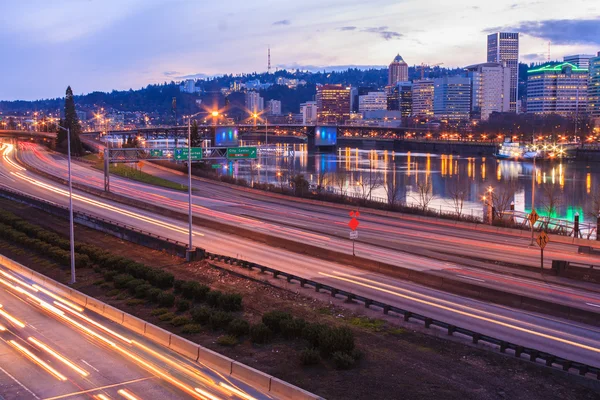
[184, 111, 203, 260]
[57, 125, 76, 284]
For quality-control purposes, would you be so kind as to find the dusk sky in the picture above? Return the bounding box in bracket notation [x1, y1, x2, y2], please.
[1, 0, 599, 101]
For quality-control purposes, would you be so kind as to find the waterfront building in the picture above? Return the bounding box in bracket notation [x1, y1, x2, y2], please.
[359, 92, 387, 113]
[466, 62, 511, 120]
[589, 52, 600, 121]
[487, 32, 519, 112]
[316, 84, 351, 124]
[526, 62, 588, 117]
[412, 80, 434, 118]
[433, 76, 471, 121]
[300, 101, 318, 125]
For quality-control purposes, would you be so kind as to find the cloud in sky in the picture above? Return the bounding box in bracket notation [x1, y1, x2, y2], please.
[488, 17, 600, 45]
[0, 0, 598, 100]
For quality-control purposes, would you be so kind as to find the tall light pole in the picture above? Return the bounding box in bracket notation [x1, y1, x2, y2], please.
[184, 111, 203, 259]
[58, 125, 76, 284]
[531, 156, 536, 245]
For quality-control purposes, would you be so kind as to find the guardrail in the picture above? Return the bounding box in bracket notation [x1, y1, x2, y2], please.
[204, 251, 600, 381]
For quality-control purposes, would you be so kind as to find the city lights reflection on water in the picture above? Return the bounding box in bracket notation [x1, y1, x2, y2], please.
[232, 145, 595, 221]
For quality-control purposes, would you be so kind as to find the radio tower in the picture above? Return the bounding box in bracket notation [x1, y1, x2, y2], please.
[268, 46, 271, 74]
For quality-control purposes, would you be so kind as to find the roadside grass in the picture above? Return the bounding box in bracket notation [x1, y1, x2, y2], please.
[349, 317, 386, 332]
[92, 162, 187, 192]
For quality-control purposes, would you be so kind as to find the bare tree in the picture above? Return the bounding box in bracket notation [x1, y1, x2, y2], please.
[491, 184, 516, 219]
[315, 170, 328, 197]
[332, 171, 348, 199]
[385, 172, 402, 208]
[448, 186, 467, 219]
[587, 188, 600, 220]
[412, 180, 434, 212]
[541, 185, 563, 218]
[356, 173, 382, 204]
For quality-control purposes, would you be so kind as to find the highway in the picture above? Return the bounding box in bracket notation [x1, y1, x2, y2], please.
[15, 143, 600, 311]
[0, 142, 598, 373]
[0, 262, 270, 400]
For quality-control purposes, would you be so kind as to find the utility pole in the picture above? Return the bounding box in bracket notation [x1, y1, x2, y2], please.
[530, 156, 536, 246]
[58, 125, 76, 284]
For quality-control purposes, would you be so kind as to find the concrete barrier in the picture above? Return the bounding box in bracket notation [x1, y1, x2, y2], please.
[123, 313, 147, 335]
[85, 296, 106, 314]
[169, 336, 199, 361]
[144, 323, 171, 346]
[270, 377, 324, 400]
[197, 346, 233, 375]
[102, 304, 125, 324]
[231, 362, 272, 392]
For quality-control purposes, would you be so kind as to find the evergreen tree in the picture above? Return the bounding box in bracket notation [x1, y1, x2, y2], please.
[190, 120, 200, 147]
[56, 86, 84, 156]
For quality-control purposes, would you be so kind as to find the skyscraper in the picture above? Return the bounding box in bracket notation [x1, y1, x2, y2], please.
[388, 54, 408, 86]
[466, 62, 511, 120]
[245, 91, 264, 114]
[564, 54, 595, 70]
[359, 92, 387, 113]
[526, 62, 588, 117]
[412, 80, 435, 118]
[316, 84, 351, 124]
[300, 101, 318, 125]
[589, 52, 600, 121]
[433, 76, 471, 121]
[266, 99, 282, 115]
[487, 32, 519, 112]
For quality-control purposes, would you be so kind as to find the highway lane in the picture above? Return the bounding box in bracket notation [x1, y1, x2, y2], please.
[0, 263, 270, 400]
[15, 143, 600, 310]
[0, 145, 600, 371]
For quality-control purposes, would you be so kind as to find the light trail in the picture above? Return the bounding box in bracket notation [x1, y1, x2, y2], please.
[0, 306, 26, 328]
[32, 284, 84, 312]
[2, 143, 26, 171]
[218, 383, 257, 400]
[95, 395, 111, 400]
[8, 340, 67, 381]
[194, 387, 223, 400]
[117, 389, 140, 400]
[0, 324, 6, 331]
[319, 272, 600, 355]
[53, 302, 132, 344]
[28, 337, 89, 377]
[0, 270, 38, 292]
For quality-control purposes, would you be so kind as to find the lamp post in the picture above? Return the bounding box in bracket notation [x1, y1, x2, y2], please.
[58, 125, 76, 284]
[184, 111, 203, 260]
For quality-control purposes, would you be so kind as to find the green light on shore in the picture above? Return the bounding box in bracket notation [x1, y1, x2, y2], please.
[528, 62, 589, 74]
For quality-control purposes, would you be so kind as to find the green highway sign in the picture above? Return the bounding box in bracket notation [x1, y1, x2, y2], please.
[174, 147, 203, 161]
[211, 164, 221, 169]
[148, 149, 164, 157]
[227, 146, 257, 159]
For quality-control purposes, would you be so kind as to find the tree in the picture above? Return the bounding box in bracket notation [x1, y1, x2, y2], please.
[448, 186, 468, 219]
[56, 86, 84, 156]
[291, 174, 309, 197]
[491, 184, 516, 219]
[587, 188, 600, 221]
[190, 120, 201, 147]
[413, 180, 434, 212]
[384, 167, 401, 208]
[541, 185, 563, 219]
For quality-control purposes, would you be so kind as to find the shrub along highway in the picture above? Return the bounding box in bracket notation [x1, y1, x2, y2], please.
[1, 142, 600, 372]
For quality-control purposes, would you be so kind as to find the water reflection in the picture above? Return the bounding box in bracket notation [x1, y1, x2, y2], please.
[232, 145, 596, 222]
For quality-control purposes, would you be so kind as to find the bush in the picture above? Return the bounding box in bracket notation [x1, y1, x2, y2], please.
[262, 311, 292, 333]
[171, 316, 191, 327]
[216, 335, 238, 347]
[75, 254, 91, 268]
[126, 299, 145, 306]
[191, 306, 212, 325]
[150, 308, 170, 316]
[126, 279, 146, 294]
[152, 271, 175, 289]
[209, 311, 233, 330]
[193, 284, 210, 302]
[113, 274, 134, 289]
[280, 318, 306, 339]
[157, 292, 175, 307]
[106, 289, 121, 297]
[135, 284, 153, 299]
[206, 290, 222, 307]
[181, 281, 210, 302]
[250, 323, 272, 344]
[318, 327, 355, 357]
[176, 299, 191, 312]
[302, 323, 327, 348]
[158, 312, 176, 322]
[181, 324, 202, 334]
[146, 288, 162, 303]
[218, 293, 243, 312]
[332, 351, 355, 370]
[300, 348, 320, 366]
[227, 319, 250, 337]
[103, 270, 119, 281]
[174, 279, 185, 293]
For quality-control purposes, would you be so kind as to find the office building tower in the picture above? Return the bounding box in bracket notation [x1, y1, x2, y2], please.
[564, 54, 594, 70]
[388, 54, 409, 86]
[433, 76, 472, 121]
[300, 101, 318, 125]
[266, 99, 282, 115]
[589, 52, 600, 121]
[487, 32, 519, 112]
[527, 62, 588, 117]
[412, 80, 435, 118]
[359, 92, 387, 113]
[466, 62, 511, 120]
[316, 84, 351, 124]
[245, 91, 264, 114]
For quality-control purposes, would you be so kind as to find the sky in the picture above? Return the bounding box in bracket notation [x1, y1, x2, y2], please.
[1, 0, 599, 101]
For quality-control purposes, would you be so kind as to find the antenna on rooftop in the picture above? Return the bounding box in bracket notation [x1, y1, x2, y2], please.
[268, 45, 271, 74]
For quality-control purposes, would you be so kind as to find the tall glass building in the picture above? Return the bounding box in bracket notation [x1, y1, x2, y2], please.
[589, 52, 600, 121]
[487, 32, 519, 113]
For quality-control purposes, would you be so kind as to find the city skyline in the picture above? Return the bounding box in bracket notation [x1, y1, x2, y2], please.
[0, 0, 599, 101]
